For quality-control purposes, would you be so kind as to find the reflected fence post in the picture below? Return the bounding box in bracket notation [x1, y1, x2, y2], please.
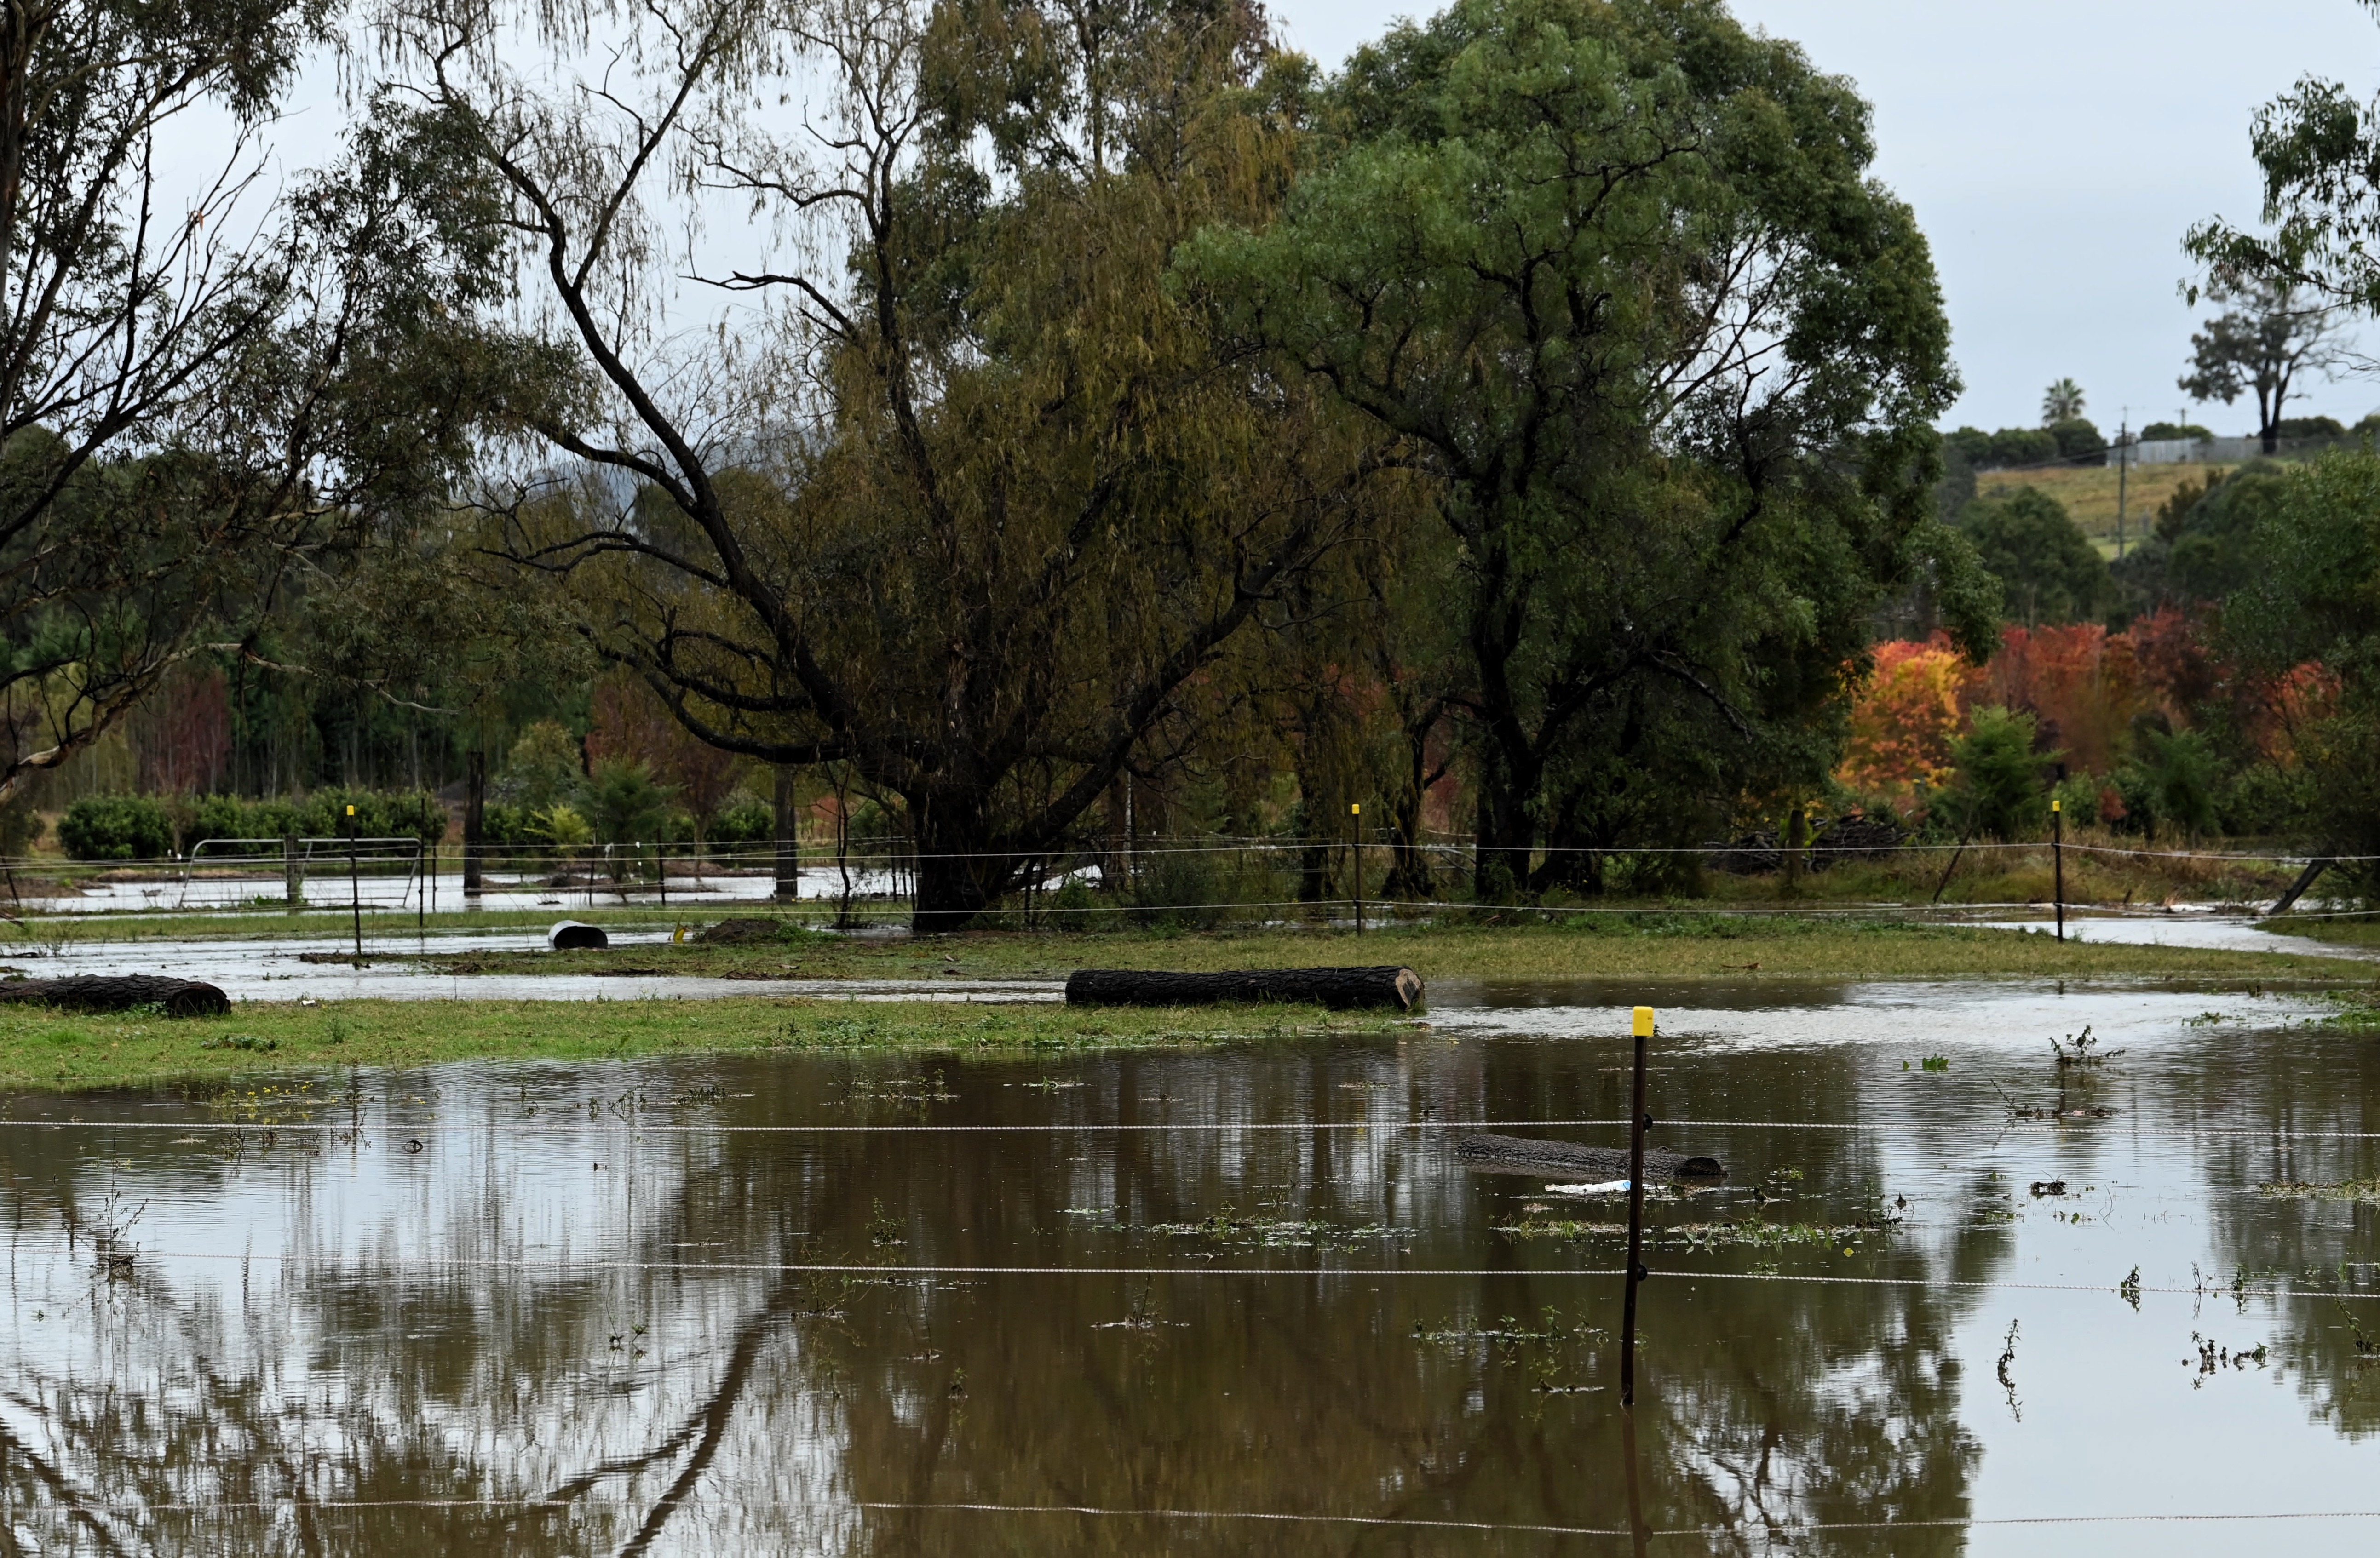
[1621, 1392, 1652, 1558]
[1621, 1004, 1653, 1407]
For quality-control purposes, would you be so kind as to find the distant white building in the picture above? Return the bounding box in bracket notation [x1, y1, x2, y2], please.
[2106, 436, 2263, 466]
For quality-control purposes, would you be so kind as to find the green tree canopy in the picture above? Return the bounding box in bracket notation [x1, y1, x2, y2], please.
[1960, 487, 2110, 625]
[2225, 451, 2380, 882]
[1182, 0, 1983, 896]
[2176, 279, 2342, 455]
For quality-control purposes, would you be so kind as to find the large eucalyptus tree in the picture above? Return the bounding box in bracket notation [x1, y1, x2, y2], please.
[1183, 0, 1992, 897]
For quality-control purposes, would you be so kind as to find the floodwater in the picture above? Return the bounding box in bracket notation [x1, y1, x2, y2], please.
[7, 928, 1054, 1005]
[5, 897, 2366, 1009]
[2, 977, 2378, 1553]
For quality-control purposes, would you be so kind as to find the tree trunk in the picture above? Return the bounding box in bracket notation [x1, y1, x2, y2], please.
[772, 765, 799, 902]
[910, 794, 1011, 934]
[1382, 700, 1443, 901]
[1066, 965, 1423, 1011]
[1471, 746, 1536, 903]
[462, 748, 485, 899]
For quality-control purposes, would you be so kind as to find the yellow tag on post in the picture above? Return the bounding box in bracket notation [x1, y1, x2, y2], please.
[2052, 799, 2062, 813]
[1633, 1006, 1655, 1037]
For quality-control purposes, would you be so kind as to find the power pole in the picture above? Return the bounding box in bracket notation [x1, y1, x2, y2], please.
[2116, 412, 2129, 560]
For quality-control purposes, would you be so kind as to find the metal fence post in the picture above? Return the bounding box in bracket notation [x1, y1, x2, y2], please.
[346, 806, 362, 961]
[1350, 802, 1362, 935]
[1621, 1004, 1654, 1407]
[2052, 798, 2064, 942]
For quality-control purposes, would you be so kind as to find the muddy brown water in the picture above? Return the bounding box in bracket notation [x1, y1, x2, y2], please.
[2, 979, 2377, 1553]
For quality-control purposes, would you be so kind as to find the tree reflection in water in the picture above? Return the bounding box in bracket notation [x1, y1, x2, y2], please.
[16, 1010, 2367, 1554]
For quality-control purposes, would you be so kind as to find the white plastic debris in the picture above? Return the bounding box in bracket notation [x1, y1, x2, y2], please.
[1545, 1179, 1632, 1196]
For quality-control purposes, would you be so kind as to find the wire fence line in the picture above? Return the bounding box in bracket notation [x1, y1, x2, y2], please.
[7, 1115, 2380, 1141]
[36, 1248, 2380, 1302]
[5, 836, 2372, 869]
[0, 823, 2361, 928]
[11, 1495, 2380, 1537]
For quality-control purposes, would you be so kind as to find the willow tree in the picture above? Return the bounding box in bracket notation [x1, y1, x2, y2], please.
[1182, 0, 1989, 897]
[386, 0, 1380, 927]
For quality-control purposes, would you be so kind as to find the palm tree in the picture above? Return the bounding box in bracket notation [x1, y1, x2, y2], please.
[2041, 378, 2086, 424]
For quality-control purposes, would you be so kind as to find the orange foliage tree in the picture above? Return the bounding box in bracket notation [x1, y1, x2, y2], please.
[1837, 636, 1973, 805]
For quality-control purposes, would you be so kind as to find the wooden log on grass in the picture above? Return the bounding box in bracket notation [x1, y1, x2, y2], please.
[0, 975, 230, 1018]
[1455, 1132, 1726, 1183]
[1064, 966, 1424, 1012]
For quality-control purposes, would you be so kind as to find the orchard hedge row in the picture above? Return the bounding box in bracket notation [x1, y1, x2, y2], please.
[56, 792, 779, 860]
[58, 791, 448, 860]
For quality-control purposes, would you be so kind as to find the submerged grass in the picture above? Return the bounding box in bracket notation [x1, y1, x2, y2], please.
[1497, 1213, 1896, 1251]
[2259, 1179, 2380, 1204]
[0, 998, 1400, 1090]
[423, 914, 2377, 983]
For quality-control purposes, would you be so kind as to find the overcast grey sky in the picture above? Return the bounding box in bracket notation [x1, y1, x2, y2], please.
[1265, 0, 2380, 435]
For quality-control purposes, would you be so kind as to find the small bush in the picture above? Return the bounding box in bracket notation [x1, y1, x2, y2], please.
[58, 796, 172, 859]
[1048, 878, 1096, 932]
[705, 798, 776, 846]
[1942, 707, 2053, 840]
[1128, 850, 1226, 930]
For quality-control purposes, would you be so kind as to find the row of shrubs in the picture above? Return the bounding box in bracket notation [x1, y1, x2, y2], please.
[58, 790, 451, 860]
[53, 790, 787, 861]
[474, 799, 777, 852]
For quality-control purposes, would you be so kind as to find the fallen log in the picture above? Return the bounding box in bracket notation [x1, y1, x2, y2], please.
[1064, 966, 1423, 1012]
[1455, 1132, 1725, 1183]
[0, 975, 230, 1018]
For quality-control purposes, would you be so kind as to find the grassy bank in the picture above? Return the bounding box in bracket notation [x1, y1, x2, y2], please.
[2266, 916, 2380, 950]
[425, 914, 2377, 983]
[1978, 463, 2236, 551]
[0, 998, 1400, 1090]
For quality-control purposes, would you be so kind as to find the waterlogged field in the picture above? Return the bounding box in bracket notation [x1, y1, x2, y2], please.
[1, 975, 2377, 1552]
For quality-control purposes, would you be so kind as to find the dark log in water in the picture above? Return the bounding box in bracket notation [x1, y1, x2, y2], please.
[0, 975, 230, 1017]
[1064, 966, 1424, 1011]
[1454, 1132, 1726, 1182]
